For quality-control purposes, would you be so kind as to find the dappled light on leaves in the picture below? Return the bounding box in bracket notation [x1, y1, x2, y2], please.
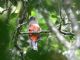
[0, 0, 80, 60]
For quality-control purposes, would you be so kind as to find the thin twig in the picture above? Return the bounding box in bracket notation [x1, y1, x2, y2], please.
[20, 30, 50, 34]
[0, 9, 8, 14]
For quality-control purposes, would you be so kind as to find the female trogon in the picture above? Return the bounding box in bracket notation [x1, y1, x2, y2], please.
[28, 16, 41, 50]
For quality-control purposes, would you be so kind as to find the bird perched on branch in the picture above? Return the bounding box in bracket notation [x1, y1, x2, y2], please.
[28, 16, 41, 50]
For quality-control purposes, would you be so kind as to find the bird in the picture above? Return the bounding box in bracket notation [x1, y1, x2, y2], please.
[28, 16, 41, 50]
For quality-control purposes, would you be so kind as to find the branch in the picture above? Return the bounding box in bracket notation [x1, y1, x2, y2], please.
[12, 1, 27, 60]
[62, 0, 80, 60]
[39, 9, 71, 49]
[58, 21, 74, 35]
[17, 22, 27, 28]
[59, 30, 74, 35]
[0, 8, 10, 14]
[64, 0, 80, 49]
[58, 7, 74, 35]
[20, 30, 50, 34]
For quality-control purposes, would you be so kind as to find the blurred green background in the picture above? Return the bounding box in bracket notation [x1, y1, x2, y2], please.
[0, 0, 80, 60]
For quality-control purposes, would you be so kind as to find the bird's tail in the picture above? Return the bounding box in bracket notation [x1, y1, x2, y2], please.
[27, 39, 38, 50]
[31, 41, 38, 50]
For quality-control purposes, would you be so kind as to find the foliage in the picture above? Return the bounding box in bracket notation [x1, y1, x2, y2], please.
[0, 0, 80, 60]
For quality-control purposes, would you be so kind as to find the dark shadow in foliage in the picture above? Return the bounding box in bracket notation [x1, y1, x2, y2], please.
[0, 21, 10, 60]
[25, 47, 67, 60]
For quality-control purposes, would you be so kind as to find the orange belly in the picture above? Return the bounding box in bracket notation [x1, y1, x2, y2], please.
[30, 35, 38, 42]
[29, 24, 40, 42]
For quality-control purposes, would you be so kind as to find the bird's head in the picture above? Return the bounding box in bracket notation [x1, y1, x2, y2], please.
[29, 16, 35, 22]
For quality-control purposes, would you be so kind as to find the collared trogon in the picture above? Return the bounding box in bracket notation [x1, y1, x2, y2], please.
[28, 16, 41, 50]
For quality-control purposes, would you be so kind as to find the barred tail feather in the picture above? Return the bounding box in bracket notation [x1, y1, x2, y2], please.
[31, 41, 38, 50]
